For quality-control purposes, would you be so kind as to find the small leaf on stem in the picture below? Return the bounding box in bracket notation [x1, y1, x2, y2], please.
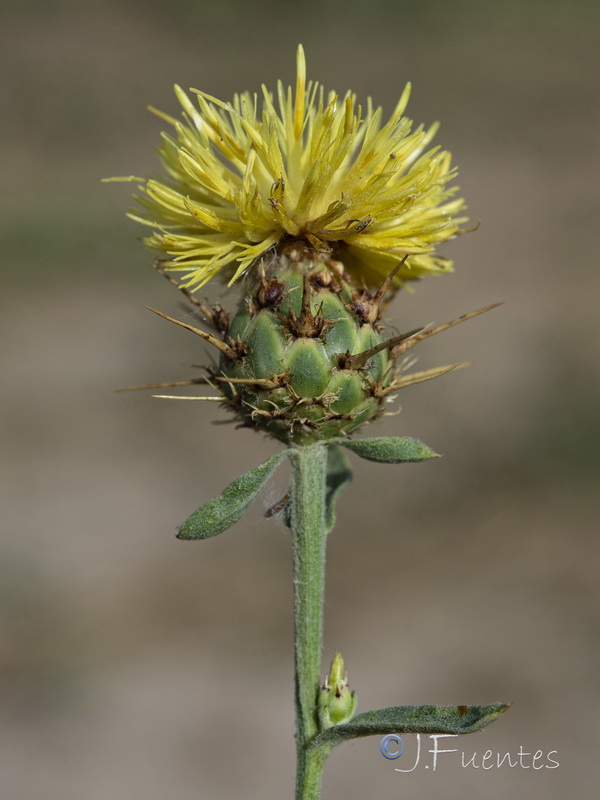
[177, 452, 288, 539]
[324, 446, 353, 532]
[310, 703, 510, 750]
[341, 436, 439, 463]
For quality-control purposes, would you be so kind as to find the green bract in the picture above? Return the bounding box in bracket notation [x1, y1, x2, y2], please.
[216, 249, 399, 444]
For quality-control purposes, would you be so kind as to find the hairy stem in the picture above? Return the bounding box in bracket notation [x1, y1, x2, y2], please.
[289, 443, 329, 800]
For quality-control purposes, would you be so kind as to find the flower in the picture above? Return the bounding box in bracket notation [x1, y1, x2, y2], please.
[109, 45, 467, 291]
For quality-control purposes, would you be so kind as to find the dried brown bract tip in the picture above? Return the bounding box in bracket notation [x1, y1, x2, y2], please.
[284, 272, 327, 339]
[347, 256, 408, 327]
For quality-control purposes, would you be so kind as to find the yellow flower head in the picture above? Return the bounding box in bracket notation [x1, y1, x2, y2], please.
[112, 46, 467, 291]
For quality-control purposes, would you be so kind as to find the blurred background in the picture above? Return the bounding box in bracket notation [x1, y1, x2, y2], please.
[1, 1, 599, 798]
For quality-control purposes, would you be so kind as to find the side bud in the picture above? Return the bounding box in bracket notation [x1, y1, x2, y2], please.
[317, 651, 358, 730]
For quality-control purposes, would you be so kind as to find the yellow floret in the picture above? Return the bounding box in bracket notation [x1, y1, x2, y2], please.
[107, 46, 467, 291]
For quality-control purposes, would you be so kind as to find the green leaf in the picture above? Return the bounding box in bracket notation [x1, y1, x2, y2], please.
[324, 446, 353, 532]
[341, 436, 439, 463]
[310, 704, 510, 751]
[177, 452, 288, 539]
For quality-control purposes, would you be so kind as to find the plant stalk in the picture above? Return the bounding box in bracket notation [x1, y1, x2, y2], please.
[289, 442, 329, 800]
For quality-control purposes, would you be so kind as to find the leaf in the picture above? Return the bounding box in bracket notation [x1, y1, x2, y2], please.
[310, 704, 510, 751]
[324, 446, 353, 532]
[341, 436, 439, 463]
[177, 452, 288, 539]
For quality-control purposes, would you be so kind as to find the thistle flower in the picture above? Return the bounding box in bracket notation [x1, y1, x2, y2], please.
[114, 46, 495, 446]
[111, 45, 466, 291]
[112, 51, 508, 799]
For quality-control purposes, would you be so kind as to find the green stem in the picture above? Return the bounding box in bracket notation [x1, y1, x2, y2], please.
[289, 442, 329, 800]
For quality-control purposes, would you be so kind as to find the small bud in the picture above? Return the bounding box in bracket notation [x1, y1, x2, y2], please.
[318, 652, 358, 730]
